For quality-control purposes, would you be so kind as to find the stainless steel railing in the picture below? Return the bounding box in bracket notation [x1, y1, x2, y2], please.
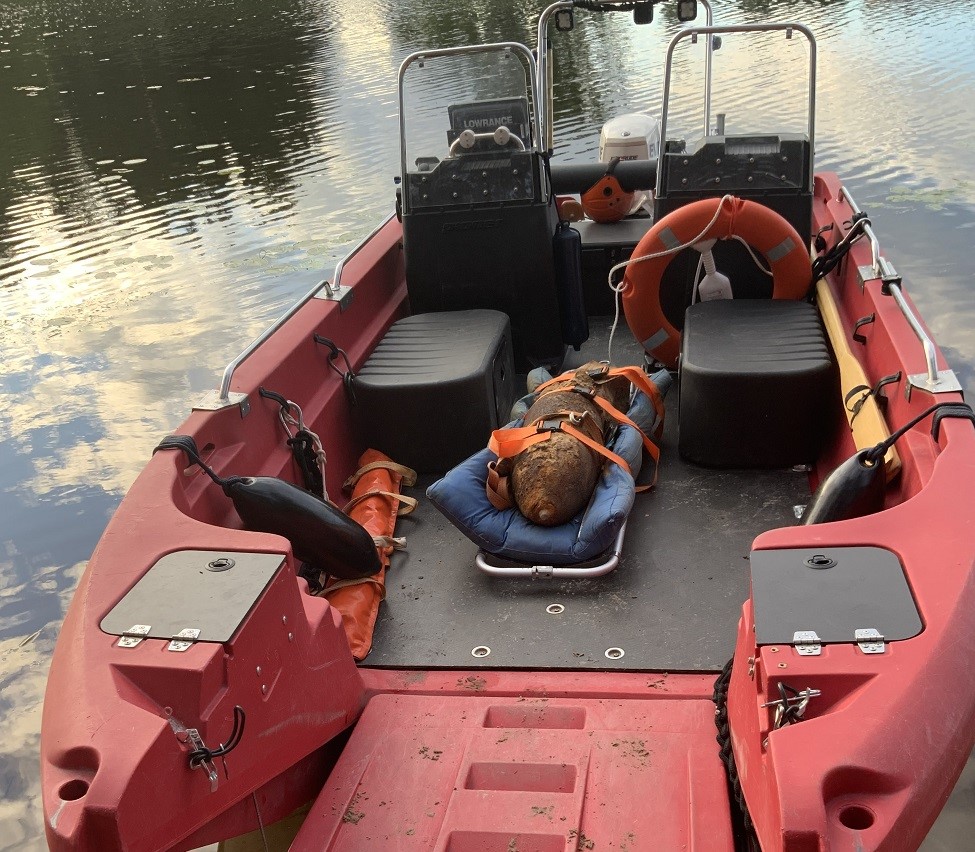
[536, 0, 715, 153]
[658, 22, 817, 197]
[196, 212, 396, 411]
[840, 186, 959, 396]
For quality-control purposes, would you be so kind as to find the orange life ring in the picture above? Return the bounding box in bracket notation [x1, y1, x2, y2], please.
[621, 196, 811, 367]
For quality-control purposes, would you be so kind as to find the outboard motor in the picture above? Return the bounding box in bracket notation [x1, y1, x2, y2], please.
[598, 113, 660, 214]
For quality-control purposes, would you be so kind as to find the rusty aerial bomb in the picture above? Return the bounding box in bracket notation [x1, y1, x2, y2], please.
[508, 362, 630, 526]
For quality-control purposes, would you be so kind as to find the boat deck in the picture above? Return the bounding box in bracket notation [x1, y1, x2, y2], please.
[290, 691, 735, 851]
[365, 319, 809, 672]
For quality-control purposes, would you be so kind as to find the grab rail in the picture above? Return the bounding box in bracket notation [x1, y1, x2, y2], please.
[330, 212, 396, 293]
[840, 187, 959, 397]
[196, 212, 396, 412]
[536, 0, 715, 153]
[659, 23, 817, 197]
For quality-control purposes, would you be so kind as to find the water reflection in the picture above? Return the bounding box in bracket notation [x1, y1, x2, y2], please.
[1, 1, 973, 849]
[0, 564, 83, 851]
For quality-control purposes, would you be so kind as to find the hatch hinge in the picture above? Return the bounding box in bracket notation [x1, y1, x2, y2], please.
[792, 630, 822, 656]
[855, 628, 886, 654]
[117, 624, 151, 648]
[168, 628, 201, 652]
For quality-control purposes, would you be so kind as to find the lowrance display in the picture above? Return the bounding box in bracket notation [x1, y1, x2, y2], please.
[447, 98, 531, 147]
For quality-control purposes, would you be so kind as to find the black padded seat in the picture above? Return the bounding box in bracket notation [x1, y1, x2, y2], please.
[678, 299, 837, 468]
[354, 311, 515, 474]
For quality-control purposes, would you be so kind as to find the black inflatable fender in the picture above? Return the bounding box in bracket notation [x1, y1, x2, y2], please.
[224, 476, 381, 580]
[153, 436, 381, 581]
[801, 449, 886, 526]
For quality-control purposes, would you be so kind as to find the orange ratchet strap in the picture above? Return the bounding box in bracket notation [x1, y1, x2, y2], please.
[532, 365, 664, 477]
[488, 414, 634, 477]
[535, 364, 665, 426]
[488, 365, 665, 501]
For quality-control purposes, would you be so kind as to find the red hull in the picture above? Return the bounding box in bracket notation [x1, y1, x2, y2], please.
[40, 172, 975, 852]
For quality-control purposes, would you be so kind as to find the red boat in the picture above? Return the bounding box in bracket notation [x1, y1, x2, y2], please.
[40, 3, 975, 850]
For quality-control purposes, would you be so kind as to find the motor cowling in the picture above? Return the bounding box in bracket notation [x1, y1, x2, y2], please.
[598, 112, 660, 215]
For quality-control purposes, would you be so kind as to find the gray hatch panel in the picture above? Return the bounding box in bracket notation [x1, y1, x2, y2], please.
[751, 546, 923, 646]
[100, 549, 285, 642]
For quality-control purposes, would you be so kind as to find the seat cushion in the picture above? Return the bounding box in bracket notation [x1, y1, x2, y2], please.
[678, 299, 837, 467]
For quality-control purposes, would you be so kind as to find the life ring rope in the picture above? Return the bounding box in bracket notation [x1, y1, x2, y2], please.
[609, 195, 811, 367]
[605, 194, 739, 362]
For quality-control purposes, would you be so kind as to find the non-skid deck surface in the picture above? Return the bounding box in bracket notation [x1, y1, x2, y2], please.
[364, 321, 809, 672]
[291, 693, 734, 851]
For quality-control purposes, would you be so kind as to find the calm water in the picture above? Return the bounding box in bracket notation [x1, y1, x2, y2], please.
[2, 1, 974, 848]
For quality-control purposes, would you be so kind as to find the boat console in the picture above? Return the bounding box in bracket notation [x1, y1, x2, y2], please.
[398, 45, 573, 371]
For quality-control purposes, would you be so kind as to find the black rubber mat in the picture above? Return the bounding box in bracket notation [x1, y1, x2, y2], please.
[364, 320, 810, 672]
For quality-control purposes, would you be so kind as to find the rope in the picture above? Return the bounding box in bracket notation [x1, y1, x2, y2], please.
[153, 435, 235, 488]
[809, 212, 870, 294]
[606, 195, 736, 362]
[713, 660, 758, 843]
[864, 401, 973, 465]
[188, 705, 245, 768]
[252, 791, 269, 852]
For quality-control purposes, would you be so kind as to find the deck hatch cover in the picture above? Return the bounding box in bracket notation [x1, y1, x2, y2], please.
[751, 546, 922, 646]
[100, 550, 284, 643]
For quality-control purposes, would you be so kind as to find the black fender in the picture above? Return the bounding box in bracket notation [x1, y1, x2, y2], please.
[802, 450, 885, 525]
[224, 476, 381, 580]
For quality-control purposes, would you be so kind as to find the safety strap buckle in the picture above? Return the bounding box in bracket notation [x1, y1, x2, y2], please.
[536, 418, 566, 433]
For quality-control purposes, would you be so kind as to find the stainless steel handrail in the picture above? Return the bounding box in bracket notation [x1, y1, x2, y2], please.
[397, 43, 541, 202]
[536, 0, 714, 153]
[840, 185, 893, 280]
[331, 211, 396, 292]
[888, 284, 940, 387]
[658, 23, 817, 197]
[214, 212, 395, 404]
[840, 187, 941, 386]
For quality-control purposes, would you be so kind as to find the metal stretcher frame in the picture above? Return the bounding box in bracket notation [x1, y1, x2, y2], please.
[474, 522, 627, 578]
